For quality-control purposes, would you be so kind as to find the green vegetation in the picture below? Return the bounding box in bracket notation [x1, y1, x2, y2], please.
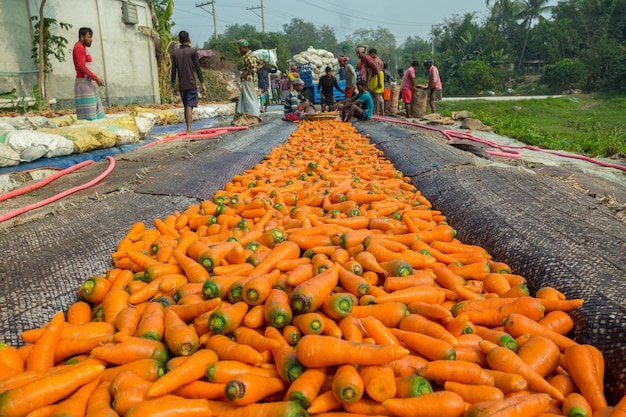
[438, 94, 626, 158]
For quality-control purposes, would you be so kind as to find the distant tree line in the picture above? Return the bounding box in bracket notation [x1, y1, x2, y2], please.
[199, 0, 626, 95]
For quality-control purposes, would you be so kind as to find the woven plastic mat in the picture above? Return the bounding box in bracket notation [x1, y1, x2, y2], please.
[358, 121, 626, 403]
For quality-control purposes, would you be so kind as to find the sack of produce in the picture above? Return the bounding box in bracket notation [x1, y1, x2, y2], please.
[37, 127, 102, 154]
[3, 129, 74, 161]
[0, 141, 21, 167]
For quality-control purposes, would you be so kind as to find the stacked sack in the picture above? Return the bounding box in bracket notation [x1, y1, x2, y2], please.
[291, 46, 340, 82]
[0, 107, 181, 168]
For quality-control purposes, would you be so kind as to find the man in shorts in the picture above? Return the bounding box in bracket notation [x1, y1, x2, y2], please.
[171, 31, 206, 133]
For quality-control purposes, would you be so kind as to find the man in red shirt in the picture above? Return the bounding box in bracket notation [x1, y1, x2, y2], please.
[72, 27, 105, 120]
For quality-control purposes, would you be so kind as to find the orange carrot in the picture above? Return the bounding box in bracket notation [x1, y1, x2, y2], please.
[224, 372, 286, 406]
[359, 315, 400, 346]
[205, 334, 263, 366]
[163, 309, 199, 356]
[391, 328, 456, 361]
[0, 362, 105, 417]
[290, 263, 340, 314]
[264, 288, 293, 329]
[485, 369, 528, 394]
[350, 302, 408, 328]
[90, 334, 169, 365]
[332, 364, 364, 404]
[25, 311, 65, 371]
[563, 392, 593, 417]
[205, 360, 278, 383]
[306, 390, 343, 414]
[171, 249, 210, 283]
[242, 269, 281, 306]
[382, 391, 466, 417]
[282, 367, 327, 409]
[564, 344, 607, 412]
[231, 326, 280, 352]
[0, 344, 24, 373]
[295, 334, 409, 367]
[208, 301, 249, 335]
[164, 297, 221, 323]
[46, 374, 100, 417]
[146, 349, 217, 397]
[66, 301, 92, 326]
[503, 313, 577, 352]
[358, 364, 396, 402]
[264, 326, 306, 383]
[124, 398, 212, 417]
[134, 301, 165, 341]
[480, 340, 565, 401]
[464, 393, 551, 417]
[444, 380, 505, 404]
[338, 316, 363, 343]
[539, 310, 574, 335]
[516, 335, 561, 378]
[417, 359, 494, 386]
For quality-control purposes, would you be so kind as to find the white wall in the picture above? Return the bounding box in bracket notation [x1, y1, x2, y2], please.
[0, 0, 160, 106]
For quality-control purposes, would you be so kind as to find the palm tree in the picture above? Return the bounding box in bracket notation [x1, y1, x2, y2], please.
[485, 0, 516, 34]
[516, 0, 552, 69]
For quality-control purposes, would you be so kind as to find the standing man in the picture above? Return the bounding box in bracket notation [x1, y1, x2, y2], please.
[72, 27, 105, 121]
[236, 39, 261, 117]
[338, 56, 357, 99]
[367, 48, 385, 116]
[424, 59, 443, 114]
[356, 46, 382, 116]
[317, 66, 344, 112]
[171, 30, 206, 134]
[279, 73, 291, 104]
[257, 59, 277, 113]
[401, 61, 419, 118]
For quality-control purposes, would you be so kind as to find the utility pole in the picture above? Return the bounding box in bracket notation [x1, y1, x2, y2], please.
[246, 0, 265, 33]
[196, 1, 218, 40]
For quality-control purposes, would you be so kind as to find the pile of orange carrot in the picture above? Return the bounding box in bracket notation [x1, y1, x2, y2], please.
[0, 119, 624, 417]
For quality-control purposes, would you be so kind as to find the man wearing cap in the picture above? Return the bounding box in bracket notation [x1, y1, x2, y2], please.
[424, 58, 442, 114]
[283, 78, 311, 121]
[236, 39, 261, 117]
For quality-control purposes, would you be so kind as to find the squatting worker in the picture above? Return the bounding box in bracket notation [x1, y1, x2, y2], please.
[72, 27, 105, 120]
[171, 30, 206, 134]
[236, 39, 261, 117]
[283, 78, 311, 122]
[340, 80, 373, 123]
[424, 58, 443, 114]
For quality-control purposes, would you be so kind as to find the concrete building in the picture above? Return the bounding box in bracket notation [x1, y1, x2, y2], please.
[0, 0, 160, 108]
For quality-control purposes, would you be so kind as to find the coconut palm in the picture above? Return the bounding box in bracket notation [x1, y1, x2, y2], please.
[516, 0, 553, 69]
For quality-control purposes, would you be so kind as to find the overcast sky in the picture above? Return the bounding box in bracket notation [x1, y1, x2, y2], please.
[173, 0, 502, 47]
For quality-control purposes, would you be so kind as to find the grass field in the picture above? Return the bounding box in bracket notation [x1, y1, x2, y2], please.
[437, 94, 626, 158]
